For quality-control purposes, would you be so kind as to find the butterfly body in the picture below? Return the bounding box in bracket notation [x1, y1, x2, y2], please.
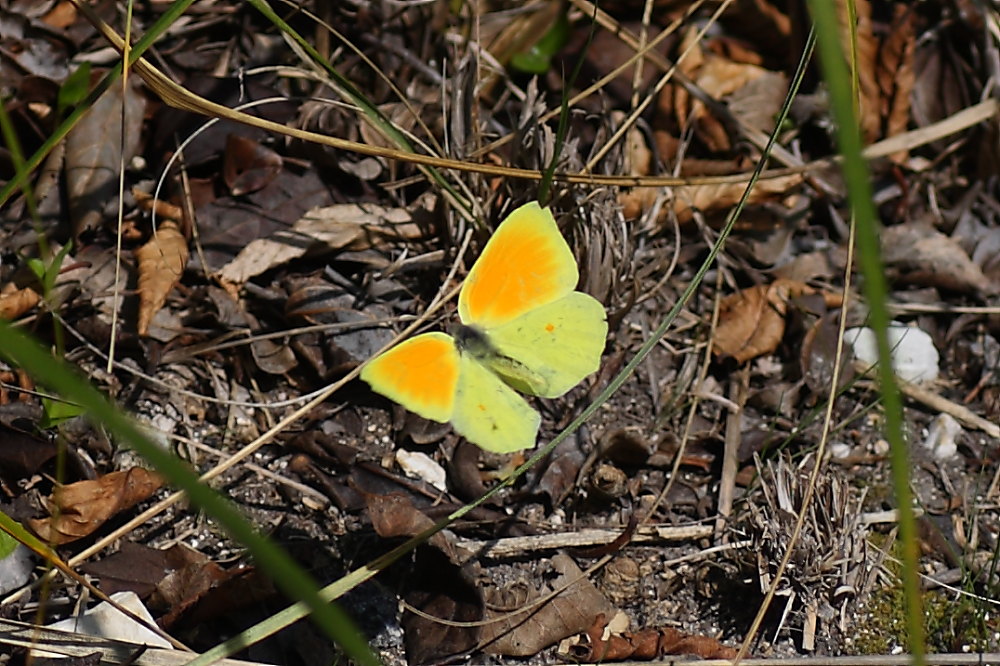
[361, 202, 607, 452]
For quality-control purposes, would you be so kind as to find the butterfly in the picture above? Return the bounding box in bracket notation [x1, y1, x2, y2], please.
[361, 201, 607, 452]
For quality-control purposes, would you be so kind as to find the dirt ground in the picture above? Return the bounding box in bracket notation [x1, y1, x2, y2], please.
[1, 1, 999, 664]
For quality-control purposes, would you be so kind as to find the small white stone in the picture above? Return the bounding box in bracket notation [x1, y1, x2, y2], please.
[395, 449, 447, 492]
[0, 544, 34, 596]
[829, 441, 853, 459]
[921, 413, 962, 460]
[845, 323, 940, 383]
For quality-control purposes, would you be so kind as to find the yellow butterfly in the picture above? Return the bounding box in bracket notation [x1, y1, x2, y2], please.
[361, 201, 607, 452]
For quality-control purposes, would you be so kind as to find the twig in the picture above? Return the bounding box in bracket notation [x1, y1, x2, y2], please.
[0, 618, 259, 666]
[853, 360, 1000, 440]
[715, 367, 748, 537]
[453, 523, 714, 558]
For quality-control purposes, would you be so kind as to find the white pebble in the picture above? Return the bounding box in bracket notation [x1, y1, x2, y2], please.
[845, 323, 939, 383]
[921, 413, 962, 460]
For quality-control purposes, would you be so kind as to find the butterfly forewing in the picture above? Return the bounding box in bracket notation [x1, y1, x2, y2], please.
[459, 202, 578, 330]
[359, 332, 460, 423]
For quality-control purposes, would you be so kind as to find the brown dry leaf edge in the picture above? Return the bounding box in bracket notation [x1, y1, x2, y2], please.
[29, 467, 163, 545]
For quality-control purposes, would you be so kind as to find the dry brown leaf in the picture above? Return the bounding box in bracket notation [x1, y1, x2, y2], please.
[152, 545, 234, 627]
[218, 204, 421, 285]
[619, 187, 657, 221]
[41, 1, 78, 29]
[228, 308, 297, 376]
[911, 32, 968, 128]
[877, 5, 917, 162]
[65, 75, 145, 238]
[577, 612, 737, 661]
[882, 224, 991, 294]
[133, 188, 185, 229]
[481, 553, 616, 657]
[222, 134, 283, 196]
[29, 468, 163, 545]
[360, 491, 484, 664]
[619, 173, 803, 225]
[666, 28, 785, 153]
[841, 0, 881, 143]
[713, 278, 817, 362]
[623, 116, 652, 178]
[0, 283, 40, 319]
[720, 0, 791, 46]
[364, 492, 456, 555]
[136, 220, 189, 336]
[670, 174, 803, 224]
[367, 492, 435, 539]
[403, 546, 483, 665]
[727, 69, 788, 136]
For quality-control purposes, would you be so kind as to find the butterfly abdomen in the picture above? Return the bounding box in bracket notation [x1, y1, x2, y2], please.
[454, 323, 550, 396]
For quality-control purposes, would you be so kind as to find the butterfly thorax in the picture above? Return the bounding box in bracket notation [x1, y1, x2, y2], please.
[453, 323, 495, 359]
[453, 324, 548, 396]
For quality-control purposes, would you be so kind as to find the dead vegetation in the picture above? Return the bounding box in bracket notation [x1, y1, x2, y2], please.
[1, 0, 999, 664]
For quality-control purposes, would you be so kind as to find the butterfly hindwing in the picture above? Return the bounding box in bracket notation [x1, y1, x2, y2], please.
[450, 353, 541, 453]
[485, 291, 608, 398]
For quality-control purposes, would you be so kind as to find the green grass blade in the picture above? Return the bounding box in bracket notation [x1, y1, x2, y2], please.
[0, 323, 379, 666]
[804, 0, 925, 662]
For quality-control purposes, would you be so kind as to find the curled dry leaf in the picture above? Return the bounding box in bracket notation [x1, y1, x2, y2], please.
[29, 467, 163, 545]
[223, 134, 283, 196]
[237, 308, 297, 376]
[665, 27, 787, 153]
[366, 492, 435, 538]
[836, 0, 916, 154]
[574, 612, 737, 661]
[151, 544, 246, 628]
[404, 546, 483, 665]
[80, 540, 250, 629]
[840, 0, 881, 143]
[882, 224, 991, 294]
[41, 2, 78, 29]
[360, 492, 484, 664]
[65, 75, 145, 238]
[877, 5, 916, 162]
[0, 421, 57, 478]
[480, 553, 616, 657]
[0, 368, 34, 405]
[713, 278, 841, 363]
[620, 174, 803, 225]
[0, 283, 40, 319]
[218, 203, 421, 285]
[133, 188, 186, 233]
[671, 175, 803, 224]
[136, 220, 189, 336]
[364, 491, 456, 556]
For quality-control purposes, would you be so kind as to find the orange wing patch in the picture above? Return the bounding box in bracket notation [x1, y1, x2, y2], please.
[359, 332, 460, 423]
[460, 202, 578, 329]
